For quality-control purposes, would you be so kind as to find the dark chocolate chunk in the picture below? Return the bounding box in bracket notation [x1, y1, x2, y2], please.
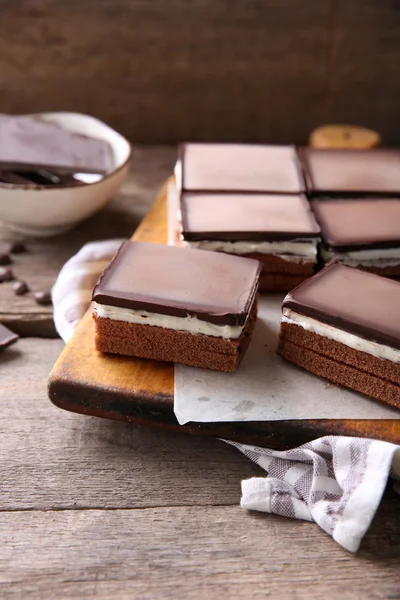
[0, 253, 12, 265]
[34, 291, 52, 306]
[179, 143, 305, 194]
[9, 242, 27, 254]
[0, 267, 14, 282]
[181, 192, 320, 242]
[92, 241, 262, 326]
[0, 114, 111, 175]
[13, 281, 29, 296]
[0, 170, 82, 187]
[0, 171, 33, 185]
[311, 198, 400, 251]
[299, 148, 400, 196]
[282, 263, 400, 350]
[0, 323, 19, 349]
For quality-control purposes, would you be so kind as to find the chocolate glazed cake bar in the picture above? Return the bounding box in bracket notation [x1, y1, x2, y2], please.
[179, 192, 321, 292]
[299, 148, 400, 196]
[176, 143, 306, 194]
[277, 264, 400, 410]
[311, 198, 400, 280]
[92, 241, 261, 372]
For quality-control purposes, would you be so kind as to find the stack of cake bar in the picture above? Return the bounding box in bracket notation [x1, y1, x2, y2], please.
[170, 143, 321, 292]
[92, 241, 262, 373]
[169, 144, 400, 285]
[277, 263, 400, 411]
[302, 148, 400, 279]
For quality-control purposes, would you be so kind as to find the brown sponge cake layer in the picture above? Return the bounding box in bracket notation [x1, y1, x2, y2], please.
[259, 272, 310, 293]
[93, 298, 257, 372]
[279, 321, 400, 384]
[242, 253, 315, 276]
[277, 334, 400, 411]
[249, 254, 314, 292]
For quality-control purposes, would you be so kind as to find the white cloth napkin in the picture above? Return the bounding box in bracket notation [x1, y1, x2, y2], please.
[52, 240, 400, 553]
[52, 239, 124, 342]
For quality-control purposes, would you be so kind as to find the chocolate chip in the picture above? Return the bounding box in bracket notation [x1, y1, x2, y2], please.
[9, 242, 28, 254]
[0, 253, 12, 265]
[34, 291, 52, 306]
[13, 281, 29, 296]
[0, 267, 14, 282]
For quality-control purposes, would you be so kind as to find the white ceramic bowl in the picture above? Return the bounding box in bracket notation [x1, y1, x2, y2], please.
[0, 112, 132, 236]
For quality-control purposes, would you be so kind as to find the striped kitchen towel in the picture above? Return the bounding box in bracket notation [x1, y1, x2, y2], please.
[52, 239, 400, 553]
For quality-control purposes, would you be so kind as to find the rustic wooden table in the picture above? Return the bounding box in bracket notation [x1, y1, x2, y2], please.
[0, 147, 399, 599]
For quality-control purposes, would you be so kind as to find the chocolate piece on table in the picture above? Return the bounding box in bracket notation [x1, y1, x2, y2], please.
[0, 114, 111, 175]
[177, 143, 305, 194]
[9, 242, 27, 254]
[311, 198, 400, 279]
[92, 241, 262, 372]
[277, 263, 400, 410]
[0, 267, 14, 282]
[299, 148, 400, 196]
[34, 291, 52, 306]
[0, 253, 12, 265]
[0, 323, 19, 349]
[178, 192, 320, 292]
[13, 281, 29, 296]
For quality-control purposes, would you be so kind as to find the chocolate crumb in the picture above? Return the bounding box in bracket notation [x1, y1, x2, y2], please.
[34, 291, 52, 306]
[0, 253, 12, 265]
[0, 267, 14, 282]
[13, 281, 29, 296]
[9, 242, 27, 254]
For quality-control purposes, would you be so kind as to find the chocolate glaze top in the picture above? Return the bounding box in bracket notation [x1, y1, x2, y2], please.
[179, 143, 305, 193]
[283, 263, 400, 350]
[311, 198, 400, 251]
[92, 241, 262, 326]
[0, 114, 111, 174]
[181, 192, 321, 241]
[300, 148, 400, 195]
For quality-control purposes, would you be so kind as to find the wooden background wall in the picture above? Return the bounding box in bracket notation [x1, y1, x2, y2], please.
[0, 0, 399, 144]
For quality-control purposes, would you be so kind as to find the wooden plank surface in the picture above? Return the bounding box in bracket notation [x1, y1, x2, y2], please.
[48, 185, 400, 449]
[1, 339, 400, 598]
[0, 338, 260, 510]
[323, 2, 400, 142]
[0, 147, 175, 336]
[1, 1, 400, 144]
[1, 501, 399, 600]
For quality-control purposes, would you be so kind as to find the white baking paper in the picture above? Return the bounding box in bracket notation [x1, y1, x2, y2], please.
[174, 295, 400, 425]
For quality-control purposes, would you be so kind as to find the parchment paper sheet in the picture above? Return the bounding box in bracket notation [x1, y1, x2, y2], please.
[174, 296, 400, 425]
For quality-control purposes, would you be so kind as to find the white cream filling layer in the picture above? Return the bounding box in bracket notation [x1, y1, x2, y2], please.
[184, 239, 318, 262]
[321, 246, 400, 268]
[282, 308, 400, 363]
[174, 160, 182, 191]
[94, 303, 246, 340]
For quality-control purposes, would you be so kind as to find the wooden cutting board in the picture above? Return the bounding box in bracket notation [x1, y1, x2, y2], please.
[48, 182, 400, 449]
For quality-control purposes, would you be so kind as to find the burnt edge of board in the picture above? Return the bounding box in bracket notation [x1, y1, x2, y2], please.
[47, 376, 400, 450]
